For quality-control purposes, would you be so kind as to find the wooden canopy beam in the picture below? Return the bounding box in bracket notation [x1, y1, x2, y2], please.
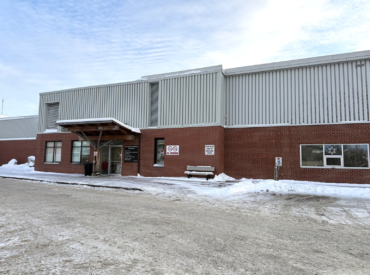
[79, 135, 135, 141]
[67, 125, 120, 132]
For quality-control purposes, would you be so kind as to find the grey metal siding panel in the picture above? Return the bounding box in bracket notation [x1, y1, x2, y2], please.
[225, 59, 370, 126]
[38, 71, 221, 132]
[0, 116, 38, 139]
[38, 82, 150, 132]
[158, 72, 219, 128]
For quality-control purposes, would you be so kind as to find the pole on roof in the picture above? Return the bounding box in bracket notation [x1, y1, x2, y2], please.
[1, 99, 3, 115]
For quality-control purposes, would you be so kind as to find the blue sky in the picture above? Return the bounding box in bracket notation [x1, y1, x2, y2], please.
[1, 0, 370, 116]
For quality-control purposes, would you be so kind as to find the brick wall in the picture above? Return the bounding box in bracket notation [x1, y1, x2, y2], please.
[34, 126, 224, 178]
[35, 133, 94, 174]
[139, 126, 224, 177]
[0, 139, 37, 166]
[225, 123, 370, 184]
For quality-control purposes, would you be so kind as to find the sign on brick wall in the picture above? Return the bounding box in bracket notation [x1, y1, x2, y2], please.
[166, 145, 179, 155]
[205, 145, 215, 155]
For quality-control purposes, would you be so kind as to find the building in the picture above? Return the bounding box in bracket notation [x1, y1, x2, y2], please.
[0, 115, 38, 165]
[2, 50, 370, 183]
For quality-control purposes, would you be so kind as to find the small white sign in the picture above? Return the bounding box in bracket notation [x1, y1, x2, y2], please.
[166, 145, 179, 155]
[205, 145, 215, 155]
[275, 157, 282, 166]
[94, 151, 98, 156]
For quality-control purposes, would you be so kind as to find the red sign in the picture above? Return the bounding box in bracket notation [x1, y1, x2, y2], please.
[166, 145, 179, 155]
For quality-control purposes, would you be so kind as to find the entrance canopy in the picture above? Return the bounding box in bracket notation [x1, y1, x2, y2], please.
[56, 118, 140, 150]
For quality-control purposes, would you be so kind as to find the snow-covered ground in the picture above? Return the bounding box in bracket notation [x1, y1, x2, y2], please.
[1, 159, 370, 200]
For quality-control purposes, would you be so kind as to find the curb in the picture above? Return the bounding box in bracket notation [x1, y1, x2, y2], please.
[0, 176, 143, 192]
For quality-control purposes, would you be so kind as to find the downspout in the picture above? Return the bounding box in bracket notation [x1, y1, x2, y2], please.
[138, 134, 141, 175]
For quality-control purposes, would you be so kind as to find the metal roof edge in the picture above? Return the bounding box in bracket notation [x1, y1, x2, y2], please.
[141, 65, 223, 80]
[224, 50, 370, 75]
[39, 79, 147, 95]
[0, 115, 39, 121]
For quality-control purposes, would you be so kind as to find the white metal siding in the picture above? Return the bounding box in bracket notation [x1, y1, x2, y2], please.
[0, 116, 38, 139]
[38, 71, 221, 132]
[225, 59, 370, 127]
[38, 82, 150, 132]
[158, 72, 219, 128]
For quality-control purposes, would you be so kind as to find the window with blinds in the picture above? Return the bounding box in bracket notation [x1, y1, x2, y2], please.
[47, 103, 59, 129]
[150, 83, 159, 127]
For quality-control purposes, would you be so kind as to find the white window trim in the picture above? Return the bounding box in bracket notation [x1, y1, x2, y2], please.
[300, 144, 370, 169]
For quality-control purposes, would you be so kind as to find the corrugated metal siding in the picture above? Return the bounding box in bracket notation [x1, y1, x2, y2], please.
[0, 116, 38, 139]
[225, 59, 370, 126]
[38, 82, 150, 132]
[159, 72, 219, 127]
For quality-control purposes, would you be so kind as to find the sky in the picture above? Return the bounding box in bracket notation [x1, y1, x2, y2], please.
[0, 0, 370, 117]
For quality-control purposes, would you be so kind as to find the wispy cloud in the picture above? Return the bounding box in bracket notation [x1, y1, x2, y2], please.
[0, 0, 369, 116]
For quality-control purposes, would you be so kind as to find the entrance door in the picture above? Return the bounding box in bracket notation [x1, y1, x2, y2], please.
[101, 145, 122, 175]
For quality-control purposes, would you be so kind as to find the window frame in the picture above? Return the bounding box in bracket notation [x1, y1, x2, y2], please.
[70, 140, 91, 164]
[154, 138, 165, 167]
[44, 141, 62, 164]
[300, 144, 370, 169]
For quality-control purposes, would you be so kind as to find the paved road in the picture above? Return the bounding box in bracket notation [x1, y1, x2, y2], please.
[0, 178, 369, 274]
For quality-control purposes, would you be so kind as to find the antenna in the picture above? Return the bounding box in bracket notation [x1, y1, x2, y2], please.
[1, 99, 3, 115]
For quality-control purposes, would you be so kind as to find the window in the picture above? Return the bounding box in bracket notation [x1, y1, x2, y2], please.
[71, 141, 90, 164]
[301, 144, 369, 168]
[47, 103, 59, 129]
[154, 138, 164, 166]
[45, 141, 62, 163]
[150, 83, 159, 127]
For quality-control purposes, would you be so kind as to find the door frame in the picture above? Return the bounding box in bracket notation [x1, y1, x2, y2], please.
[102, 144, 122, 175]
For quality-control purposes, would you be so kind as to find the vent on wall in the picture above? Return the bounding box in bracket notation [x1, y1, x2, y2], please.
[150, 83, 159, 127]
[47, 103, 59, 129]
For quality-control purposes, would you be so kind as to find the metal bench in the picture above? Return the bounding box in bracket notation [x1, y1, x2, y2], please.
[184, 166, 215, 180]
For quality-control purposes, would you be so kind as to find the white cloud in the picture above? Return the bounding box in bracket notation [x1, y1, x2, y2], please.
[0, 0, 370, 116]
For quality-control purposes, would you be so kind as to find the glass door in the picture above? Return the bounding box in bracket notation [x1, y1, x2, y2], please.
[100, 145, 122, 175]
[109, 146, 122, 175]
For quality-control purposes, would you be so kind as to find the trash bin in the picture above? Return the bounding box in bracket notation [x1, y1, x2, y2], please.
[84, 162, 93, 176]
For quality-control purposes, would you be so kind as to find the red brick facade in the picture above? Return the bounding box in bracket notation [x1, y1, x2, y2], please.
[0, 139, 37, 166]
[139, 126, 224, 177]
[225, 124, 370, 184]
[32, 124, 370, 184]
[35, 133, 94, 174]
[34, 126, 225, 178]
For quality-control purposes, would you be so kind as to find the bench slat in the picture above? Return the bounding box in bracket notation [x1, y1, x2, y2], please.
[184, 171, 214, 176]
[186, 166, 215, 172]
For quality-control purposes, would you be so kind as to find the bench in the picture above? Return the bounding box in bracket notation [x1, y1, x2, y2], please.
[184, 166, 215, 180]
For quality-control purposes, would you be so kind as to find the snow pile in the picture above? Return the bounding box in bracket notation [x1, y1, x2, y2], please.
[197, 179, 370, 199]
[213, 173, 235, 182]
[1, 158, 34, 172]
[28, 156, 35, 167]
[1, 159, 18, 167]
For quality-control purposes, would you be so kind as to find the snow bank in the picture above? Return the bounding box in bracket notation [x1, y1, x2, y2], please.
[213, 173, 235, 182]
[1, 158, 34, 172]
[197, 179, 370, 199]
[28, 156, 35, 167]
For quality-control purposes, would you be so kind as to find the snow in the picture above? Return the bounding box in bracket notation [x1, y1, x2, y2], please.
[1, 159, 34, 172]
[1, 161, 370, 201]
[56, 118, 141, 133]
[213, 173, 235, 182]
[44, 129, 58, 133]
[0, 137, 36, 141]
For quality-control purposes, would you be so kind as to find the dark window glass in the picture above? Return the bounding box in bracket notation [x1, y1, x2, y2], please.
[301, 145, 323, 167]
[343, 145, 369, 167]
[45, 141, 62, 163]
[324, 145, 342, 155]
[154, 138, 165, 165]
[71, 141, 90, 164]
[326, 158, 341, 166]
